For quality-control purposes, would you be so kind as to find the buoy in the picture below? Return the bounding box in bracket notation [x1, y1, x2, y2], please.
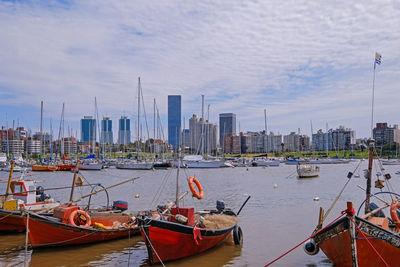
[135, 194, 140, 198]
[273, 184, 278, 189]
[313, 196, 319, 201]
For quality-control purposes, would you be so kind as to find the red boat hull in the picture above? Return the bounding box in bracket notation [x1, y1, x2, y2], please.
[0, 210, 25, 232]
[31, 165, 58, 171]
[57, 164, 76, 171]
[314, 216, 400, 266]
[140, 218, 235, 264]
[25, 212, 140, 247]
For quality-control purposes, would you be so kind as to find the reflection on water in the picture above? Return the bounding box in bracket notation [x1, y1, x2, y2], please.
[1, 161, 398, 266]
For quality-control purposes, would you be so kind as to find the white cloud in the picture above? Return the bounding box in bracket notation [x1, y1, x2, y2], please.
[0, 0, 399, 139]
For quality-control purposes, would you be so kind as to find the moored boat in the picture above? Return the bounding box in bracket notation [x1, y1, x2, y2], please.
[24, 207, 140, 247]
[296, 163, 320, 178]
[139, 207, 240, 264]
[31, 164, 58, 171]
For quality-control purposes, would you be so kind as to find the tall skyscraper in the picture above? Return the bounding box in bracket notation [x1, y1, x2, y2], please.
[219, 113, 236, 146]
[81, 116, 96, 143]
[118, 116, 131, 145]
[168, 95, 181, 149]
[101, 117, 113, 144]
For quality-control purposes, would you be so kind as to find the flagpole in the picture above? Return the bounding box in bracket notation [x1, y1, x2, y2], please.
[370, 58, 376, 138]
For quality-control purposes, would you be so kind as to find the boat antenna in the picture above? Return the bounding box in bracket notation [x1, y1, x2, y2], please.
[365, 52, 382, 214]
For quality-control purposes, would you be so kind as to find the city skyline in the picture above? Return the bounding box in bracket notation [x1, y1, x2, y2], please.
[0, 1, 399, 139]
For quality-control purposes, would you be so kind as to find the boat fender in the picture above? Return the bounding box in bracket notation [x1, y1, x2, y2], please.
[175, 214, 188, 224]
[69, 210, 91, 228]
[233, 225, 243, 245]
[188, 177, 204, 200]
[304, 239, 319, 255]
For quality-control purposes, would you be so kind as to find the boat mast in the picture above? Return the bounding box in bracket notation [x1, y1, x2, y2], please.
[40, 101, 43, 160]
[365, 53, 381, 214]
[137, 77, 141, 154]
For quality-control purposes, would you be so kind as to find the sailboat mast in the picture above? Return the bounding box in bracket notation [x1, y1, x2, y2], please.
[40, 101, 43, 157]
[137, 77, 141, 153]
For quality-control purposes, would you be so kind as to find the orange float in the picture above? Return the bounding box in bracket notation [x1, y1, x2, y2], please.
[188, 177, 204, 199]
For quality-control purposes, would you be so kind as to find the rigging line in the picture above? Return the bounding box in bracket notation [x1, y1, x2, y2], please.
[321, 159, 363, 224]
[349, 216, 389, 267]
[142, 227, 166, 267]
[149, 170, 172, 209]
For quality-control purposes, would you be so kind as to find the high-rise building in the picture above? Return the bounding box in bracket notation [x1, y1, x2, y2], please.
[189, 114, 218, 154]
[373, 122, 400, 147]
[118, 116, 131, 145]
[101, 117, 113, 144]
[81, 116, 96, 143]
[168, 95, 181, 149]
[312, 126, 355, 151]
[219, 113, 236, 146]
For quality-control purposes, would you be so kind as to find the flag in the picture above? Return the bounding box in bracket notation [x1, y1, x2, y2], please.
[375, 52, 382, 65]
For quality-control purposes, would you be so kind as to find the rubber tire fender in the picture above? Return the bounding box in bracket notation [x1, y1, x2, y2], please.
[233, 225, 243, 245]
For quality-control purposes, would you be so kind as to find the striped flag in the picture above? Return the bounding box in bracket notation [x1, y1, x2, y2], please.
[375, 52, 382, 65]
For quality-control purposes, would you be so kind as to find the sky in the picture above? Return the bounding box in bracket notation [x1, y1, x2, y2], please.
[0, 0, 399, 141]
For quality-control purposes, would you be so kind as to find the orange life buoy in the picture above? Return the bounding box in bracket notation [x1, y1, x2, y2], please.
[188, 177, 204, 199]
[390, 201, 400, 231]
[69, 210, 91, 228]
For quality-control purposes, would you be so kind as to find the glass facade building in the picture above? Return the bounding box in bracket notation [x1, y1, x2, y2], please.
[219, 113, 236, 146]
[118, 116, 131, 145]
[81, 116, 96, 143]
[101, 117, 113, 144]
[168, 95, 181, 149]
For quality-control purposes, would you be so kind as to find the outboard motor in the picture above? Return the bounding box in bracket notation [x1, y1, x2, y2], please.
[36, 186, 51, 202]
[304, 239, 319, 255]
[112, 200, 128, 211]
[216, 200, 225, 213]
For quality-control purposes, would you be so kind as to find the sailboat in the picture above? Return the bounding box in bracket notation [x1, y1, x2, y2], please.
[304, 53, 400, 265]
[31, 101, 58, 171]
[138, 152, 245, 264]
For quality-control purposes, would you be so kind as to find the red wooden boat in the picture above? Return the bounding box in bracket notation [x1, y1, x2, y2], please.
[304, 139, 400, 265]
[0, 209, 25, 232]
[57, 164, 76, 171]
[0, 179, 59, 232]
[139, 206, 242, 264]
[309, 210, 400, 266]
[25, 206, 140, 247]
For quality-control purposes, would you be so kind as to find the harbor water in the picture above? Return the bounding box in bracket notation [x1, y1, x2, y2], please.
[1, 161, 399, 266]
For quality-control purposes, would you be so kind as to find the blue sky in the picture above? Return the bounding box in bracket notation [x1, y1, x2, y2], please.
[0, 0, 399, 141]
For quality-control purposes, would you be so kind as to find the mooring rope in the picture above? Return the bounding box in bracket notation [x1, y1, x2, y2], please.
[0, 212, 13, 221]
[264, 212, 345, 266]
[349, 216, 389, 267]
[141, 226, 166, 267]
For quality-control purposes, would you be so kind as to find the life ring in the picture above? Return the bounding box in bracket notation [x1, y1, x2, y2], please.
[69, 210, 91, 228]
[188, 177, 204, 199]
[390, 201, 400, 231]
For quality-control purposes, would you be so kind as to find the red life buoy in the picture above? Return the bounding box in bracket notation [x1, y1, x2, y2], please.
[390, 201, 400, 231]
[188, 177, 204, 200]
[69, 210, 91, 228]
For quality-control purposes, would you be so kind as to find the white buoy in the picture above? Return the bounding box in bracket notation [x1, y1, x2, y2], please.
[313, 196, 319, 201]
[273, 184, 278, 189]
[135, 194, 140, 198]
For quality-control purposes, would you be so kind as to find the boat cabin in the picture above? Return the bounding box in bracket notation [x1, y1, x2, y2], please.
[10, 180, 36, 205]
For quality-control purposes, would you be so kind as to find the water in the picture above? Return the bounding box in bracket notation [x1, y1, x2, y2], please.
[1, 161, 399, 266]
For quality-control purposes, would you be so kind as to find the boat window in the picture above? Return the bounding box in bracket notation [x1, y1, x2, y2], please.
[10, 183, 27, 195]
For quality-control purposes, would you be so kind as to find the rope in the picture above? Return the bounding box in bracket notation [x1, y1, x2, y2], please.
[320, 159, 363, 224]
[141, 226, 166, 267]
[349, 216, 389, 267]
[0, 212, 14, 221]
[264, 212, 345, 266]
